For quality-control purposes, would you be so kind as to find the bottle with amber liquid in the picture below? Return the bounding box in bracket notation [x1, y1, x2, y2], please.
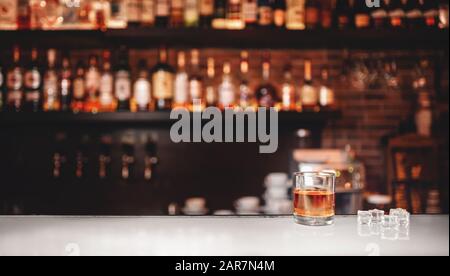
[205, 57, 218, 107]
[273, 0, 287, 28]
[299, 59, 318, 111]
[99, 50, 115, 112]
[354, 0, 372, 29]
[170, 0, 185, 28]
[388, 0, 407, 28]
[255, 58, 278, 108]
[60, 54, 72, 112]
[280, 65, 296, 111]
[320, 0, 333, 29]
[334, 0, 352, 29]
[305, 0, 321, 29]
[371, 0, 389, 28]
[152, 46, 175, 111]
[43, 49, 60, 112]
[258, 0, 274, 27]
[174, 51, 190, 109]
[24, 47, 42, 112]
[84, 55, 101, 113]
[212, 0, 227, 29]
[188, 49, 204, 111]
[155, 0, 170, 27]
[17, 0, 31, 30]
[71, 61, 86, 113]
[239, 51, 254, 110]
[422, 0, 439, 28]
[185, 0, 200, 27]
[319, 66, 336, 110]
[6, 46, 24, 112]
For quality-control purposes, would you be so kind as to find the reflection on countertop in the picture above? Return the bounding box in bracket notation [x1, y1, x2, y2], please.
[0, 215, 448, 256]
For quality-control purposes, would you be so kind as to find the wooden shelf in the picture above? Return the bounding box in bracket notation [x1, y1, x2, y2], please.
[0, 110, 341, 128]
[0, 28, 447, 50]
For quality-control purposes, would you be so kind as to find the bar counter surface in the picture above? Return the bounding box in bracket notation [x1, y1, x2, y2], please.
[0, 216, 448, 256]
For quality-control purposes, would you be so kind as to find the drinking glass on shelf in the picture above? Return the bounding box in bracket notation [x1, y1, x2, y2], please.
[293, 171, 336, 226]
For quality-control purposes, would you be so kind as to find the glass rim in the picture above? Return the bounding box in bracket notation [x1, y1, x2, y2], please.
[293, 171, 336, 177]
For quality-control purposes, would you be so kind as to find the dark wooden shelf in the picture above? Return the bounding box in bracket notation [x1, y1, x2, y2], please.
[0, 110, 341, 128]
[0, 28, 447, 50]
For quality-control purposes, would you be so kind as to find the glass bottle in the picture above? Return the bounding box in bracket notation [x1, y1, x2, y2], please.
[24, 47, 42, 112]
[152, 46, 175, 110]
[133, 59, 152, 112]
[174, 51, 189, 109]
[43, 49, 61, 112]
[218, 62, 236, 109]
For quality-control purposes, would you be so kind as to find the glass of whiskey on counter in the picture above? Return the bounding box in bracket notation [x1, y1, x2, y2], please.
[293, 171, 336, 226]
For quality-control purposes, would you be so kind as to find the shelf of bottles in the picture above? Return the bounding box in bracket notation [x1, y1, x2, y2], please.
[0, 0, 448, 50]
[0, 45, 343, 126]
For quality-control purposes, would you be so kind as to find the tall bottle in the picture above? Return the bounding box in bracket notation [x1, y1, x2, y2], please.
[354, 0, 372, 28]
[422, 0, 439, 28]
[218, 62, 236, 109]
[188, 49, 204, 111]
[227, 0, 245, 29]
[280, 65, 295, 111]
[305, 0, 321, 29]
[299, 59, 318, 111]
[405, 0, 423, 28]
[371, 0, 389, 28]
[24, 47, 42, 112]
[85, 55, 101, 113]
[319, 66, 335, 110]
[334, 0, 352, 29]
[115, 48, 132, 111]
[205, 57, 217, 107]
[174, 51, 189, 108]
[155, 0, 170, 27]
[242, 0, 259, 27]
[255, 58, 278, 108]
[239, 51, 253, 109]
[99, 50, 115, 112]
[6, 46, 23, 112]
[71, 61, 86, 113]
[170, 0, 184, 27]
[43, 49, 60, 112]
[60, 54, 72, 112]
[388, 0, 406, 28]
[185, 0, 200, 27]
[0, 0, 18, 30]
[200, 0, 215, 27]
[258, 0, 274, 27]
[286, 0, 306, 30]
[133, 59, 152, 112]
[152, 46, 175, 110]
[212, 0, 227, 28]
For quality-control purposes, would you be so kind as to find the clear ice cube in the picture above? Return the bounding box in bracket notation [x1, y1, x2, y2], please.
[381, 215, 399, 229]
[357, 210, 371, 225]
[369, 209, 384, 223]
[390, 208, 410, 226]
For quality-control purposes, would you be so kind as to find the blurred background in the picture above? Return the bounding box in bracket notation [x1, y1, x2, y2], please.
[0, 0, 448, 216]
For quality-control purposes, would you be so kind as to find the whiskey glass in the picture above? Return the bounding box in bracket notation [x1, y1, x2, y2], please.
[293, 171, 336, 226]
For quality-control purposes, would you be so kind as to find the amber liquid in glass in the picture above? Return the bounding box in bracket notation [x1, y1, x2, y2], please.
[294, 189, 335, 218]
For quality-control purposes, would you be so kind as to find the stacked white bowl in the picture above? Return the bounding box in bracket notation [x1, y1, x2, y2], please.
[262, 173, 293, 215]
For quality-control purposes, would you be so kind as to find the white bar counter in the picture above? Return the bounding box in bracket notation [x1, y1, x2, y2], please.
[0, 215, 448, 256]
